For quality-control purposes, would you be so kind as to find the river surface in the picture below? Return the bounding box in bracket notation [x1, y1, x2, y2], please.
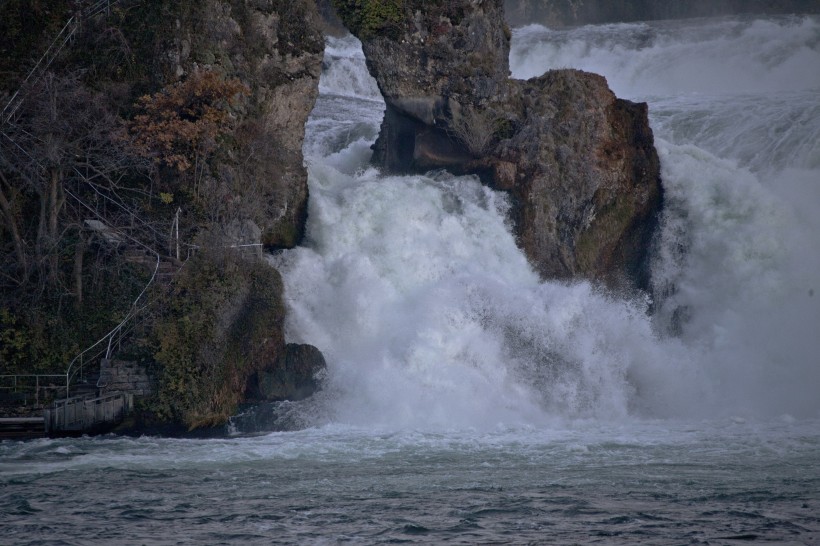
[2, 14, 820, 545]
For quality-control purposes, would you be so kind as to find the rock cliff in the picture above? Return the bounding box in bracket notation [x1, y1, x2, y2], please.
[334, 0, 662, 289]
[0, 0, 327, 431]
[154, 0, 325, 249]
[131, 0, 328, 429]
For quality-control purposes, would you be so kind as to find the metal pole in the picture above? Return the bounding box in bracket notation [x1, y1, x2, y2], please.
[169, 210, 176, 258]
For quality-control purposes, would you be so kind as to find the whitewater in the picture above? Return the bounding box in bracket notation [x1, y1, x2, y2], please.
[2, 15, 819, 544]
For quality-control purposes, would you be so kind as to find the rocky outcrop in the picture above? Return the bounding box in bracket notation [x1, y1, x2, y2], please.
[495, 70, 661, 288]
[335, 0, 662, 290]
[503, 0, 820, 28]
[149, 251, 326, 430]
[156, 0, 325, 249]
[0, 1, 328, 433]
[253, 344, 326, 402]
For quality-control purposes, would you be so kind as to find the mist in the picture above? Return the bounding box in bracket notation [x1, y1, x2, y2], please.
[504, 0, 820, 28]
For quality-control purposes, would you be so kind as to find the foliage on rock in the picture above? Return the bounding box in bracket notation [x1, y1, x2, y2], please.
[149, 249, 285, 430]
[332, 0, 405, 39]
[1, 0, 324, 424]
[450, 105, 504, 157]
[0, 67, 157, 378]
[129, 70, 248, 174]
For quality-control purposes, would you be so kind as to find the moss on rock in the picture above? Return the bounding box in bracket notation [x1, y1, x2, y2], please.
[332, 0, 405, 39]
[149, 250, 286, 430]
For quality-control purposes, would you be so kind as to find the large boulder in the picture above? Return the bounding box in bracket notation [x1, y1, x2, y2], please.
[334, 0, 662, 290]
[495, 70, 661, 288]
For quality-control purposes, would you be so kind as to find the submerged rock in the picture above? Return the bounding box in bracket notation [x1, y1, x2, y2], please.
[334, 0, 663, 290]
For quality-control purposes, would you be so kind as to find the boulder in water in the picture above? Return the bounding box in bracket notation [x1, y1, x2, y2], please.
[334, 0, 663, 290]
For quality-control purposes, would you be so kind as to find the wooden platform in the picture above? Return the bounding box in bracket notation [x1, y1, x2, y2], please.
[44, 392, 133, 435]
[0, 417, 46, 440]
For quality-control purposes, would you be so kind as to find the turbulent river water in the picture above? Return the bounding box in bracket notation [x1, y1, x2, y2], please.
[3, 15, 820, 545]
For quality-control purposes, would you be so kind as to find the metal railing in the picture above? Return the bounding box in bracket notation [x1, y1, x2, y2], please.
[61, 177, 179, 394]
[0, 374, 67, 406]
[1, 0, 126, 127]
[62, 247, 159, 397]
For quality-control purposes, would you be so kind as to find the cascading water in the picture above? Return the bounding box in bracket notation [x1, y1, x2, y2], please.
[276, 18, 820, 426]
[4, 16, 819, 545]
[508, 15, 820, 417]
[274, 38, 666, 429]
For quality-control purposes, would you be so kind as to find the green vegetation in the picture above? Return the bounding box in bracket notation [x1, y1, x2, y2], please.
[1, 0, 315, 429]
[331, 0, 478, 39]
[332, 0, 405, 39]
[149, 249, 284, 429]
[0, 260, 150, 377]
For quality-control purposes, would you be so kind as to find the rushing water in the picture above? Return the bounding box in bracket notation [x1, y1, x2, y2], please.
[3, 15, 820, 545]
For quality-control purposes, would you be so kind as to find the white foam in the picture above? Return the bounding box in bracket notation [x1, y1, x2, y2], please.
[510, 16, 820, 97]
[276, 16, 820, 430]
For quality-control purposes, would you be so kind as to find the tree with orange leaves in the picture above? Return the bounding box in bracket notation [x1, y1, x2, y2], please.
[129, 70, 249, 198]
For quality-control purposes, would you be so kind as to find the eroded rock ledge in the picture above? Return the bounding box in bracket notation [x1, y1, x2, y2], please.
[334, 0, 663, 290]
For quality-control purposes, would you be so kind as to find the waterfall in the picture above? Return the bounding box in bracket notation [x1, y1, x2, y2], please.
[274, 19, 820, 429]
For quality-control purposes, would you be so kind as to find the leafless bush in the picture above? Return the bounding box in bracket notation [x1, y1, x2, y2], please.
[449, 104, 500, 157]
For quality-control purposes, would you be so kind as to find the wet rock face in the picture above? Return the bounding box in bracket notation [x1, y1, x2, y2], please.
[497, 70, 662, 288]
[337, 0, 663, 290]
[353, 0, 513, 171]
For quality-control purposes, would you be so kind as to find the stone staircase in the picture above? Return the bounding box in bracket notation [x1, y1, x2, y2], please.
[72, 369, 101, 398]
[122, 244, 181, 284]
[97, 359, 154, 397]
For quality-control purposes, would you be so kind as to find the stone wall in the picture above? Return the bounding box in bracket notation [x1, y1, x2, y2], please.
[99, 359, 155, 397]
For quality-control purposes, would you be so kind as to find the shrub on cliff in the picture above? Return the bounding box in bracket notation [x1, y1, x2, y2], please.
[129, 69, 249, 195]
[332, 0, 404, 39]
[149, 247, 285, 430]
[449, 105, 503, 157]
